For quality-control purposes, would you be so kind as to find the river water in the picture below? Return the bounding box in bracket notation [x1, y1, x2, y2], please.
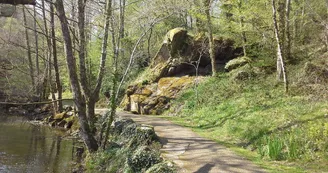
[0, 116, 77, 173]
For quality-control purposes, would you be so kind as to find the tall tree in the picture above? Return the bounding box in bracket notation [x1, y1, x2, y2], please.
[272, 0, 288, 93]
[285, 0, 292, 60]
[50, 2, 63, 112]
[23, 7, 35, 90]
[238, 0, 247, 56]
[102, 0, 119, 149]
[33, 5, 40, 97]
[203, 0, 216, 76]
[42, 0, 57, 112]
[55, 0, 98, 152]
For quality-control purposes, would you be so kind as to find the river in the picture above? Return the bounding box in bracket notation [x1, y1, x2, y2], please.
[0, 116, 79, 173]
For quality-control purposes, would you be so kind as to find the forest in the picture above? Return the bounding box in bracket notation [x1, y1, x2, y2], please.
[0, 0, 327, 172]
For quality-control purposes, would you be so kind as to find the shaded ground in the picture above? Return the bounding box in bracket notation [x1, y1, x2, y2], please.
[96, 110, 267, 173]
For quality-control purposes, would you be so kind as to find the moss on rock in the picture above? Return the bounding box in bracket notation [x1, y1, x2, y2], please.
[230, 64, 256, 81]
[127, 146, 162, 172]
[85, 119, 176, 173]
[225, 56, 252, 71]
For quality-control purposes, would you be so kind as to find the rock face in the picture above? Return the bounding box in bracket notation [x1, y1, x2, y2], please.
[122, 76, 196, 115]
[121, 28, 241, 115]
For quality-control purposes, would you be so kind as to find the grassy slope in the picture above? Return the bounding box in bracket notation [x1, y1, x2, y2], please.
[162, 60, 328, 172]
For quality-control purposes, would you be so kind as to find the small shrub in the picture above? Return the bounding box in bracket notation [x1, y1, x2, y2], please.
[127, 146, 162, 172]
[284, 134, 303, 160]
[257, 143, 267, 159]
[142, 80, 149, 85]
[306, 121, 328, 153]
[146, 161, 176, 173]
[267, 136, 284, 160]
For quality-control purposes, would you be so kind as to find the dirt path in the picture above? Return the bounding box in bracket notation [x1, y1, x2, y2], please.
[97, 110, 267, 173]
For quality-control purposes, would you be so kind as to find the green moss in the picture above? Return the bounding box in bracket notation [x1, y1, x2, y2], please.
[165, 28, 187, 43]
[225, 56, 252, 71]
[53, 112, 66, 120]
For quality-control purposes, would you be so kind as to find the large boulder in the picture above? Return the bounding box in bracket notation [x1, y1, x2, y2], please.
[225, 56, 252, 71]
[122, 77, 196, 115]
[144, 28, 239, 83]
[127, 146, 162, 172]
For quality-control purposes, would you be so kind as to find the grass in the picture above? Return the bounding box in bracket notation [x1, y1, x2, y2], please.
[162, 61, 328, 172]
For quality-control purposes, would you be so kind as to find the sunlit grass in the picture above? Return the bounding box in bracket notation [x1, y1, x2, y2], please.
[164, 68, 328, 172]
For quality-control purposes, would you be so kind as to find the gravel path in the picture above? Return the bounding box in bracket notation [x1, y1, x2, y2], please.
[97, 110, 267, 173]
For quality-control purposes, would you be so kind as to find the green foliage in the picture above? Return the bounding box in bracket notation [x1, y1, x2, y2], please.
[145, 161, 176, 173]
[267, 136, 284, 161]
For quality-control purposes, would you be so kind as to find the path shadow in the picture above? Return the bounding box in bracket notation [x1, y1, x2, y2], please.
[194, 163, 215, 173]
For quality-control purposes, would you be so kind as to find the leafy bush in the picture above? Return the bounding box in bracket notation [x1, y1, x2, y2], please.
[127, 146, 162, 172]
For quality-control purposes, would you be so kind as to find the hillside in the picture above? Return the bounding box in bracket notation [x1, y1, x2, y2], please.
[164, 53, 328, 172]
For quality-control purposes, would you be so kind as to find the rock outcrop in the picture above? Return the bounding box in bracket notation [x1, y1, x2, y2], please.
[44, 107, 78, 129]
[121, 76, 196, 115]
[86, 118, 176, 173]
[121, 28, 241, 115]
[225, 56, 252, 71]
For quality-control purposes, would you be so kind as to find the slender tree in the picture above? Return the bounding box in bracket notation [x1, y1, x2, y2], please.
[55, 0, 98, 152]
[102, 0, 117, 149]
[42, 0, 57, 112]
[33, 5, 40, 97]
[203, 0, 216, 76]
[285, 0, 292, 60]
[272, 0, 288, 93]
[50, 2, 63, 112]
[23, 7, 35, 90]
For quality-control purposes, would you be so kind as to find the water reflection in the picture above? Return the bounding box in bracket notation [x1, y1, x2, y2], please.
[0, 116, 76, 173]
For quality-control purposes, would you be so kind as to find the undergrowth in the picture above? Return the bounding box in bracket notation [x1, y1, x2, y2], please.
[165, 59, 328, 172]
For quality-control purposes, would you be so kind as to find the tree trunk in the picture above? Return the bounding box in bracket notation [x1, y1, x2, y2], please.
[50, 2, 63, 113]
[23, 7, 35, 90]
[272, 0, 288, 93]
[102, 0, 120, 149]
[325, 1, 328, 51]
[147, 27, 153, 64]
[238, 0, 247, 56]
[278, 0, 286, 58]
[55, 0, 98, 152]
[285, 0, 292, 60]
[78, 0, 91, 99]
[92, 0, 111, 102]
[42, 0, 57, 112]
[204, 0, 216, 76]
[116, 25, 155, 99]
[33, 6, 40, 98]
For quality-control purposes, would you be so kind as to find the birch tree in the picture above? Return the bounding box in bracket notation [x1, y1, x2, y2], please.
[272, 0, 288, 93]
